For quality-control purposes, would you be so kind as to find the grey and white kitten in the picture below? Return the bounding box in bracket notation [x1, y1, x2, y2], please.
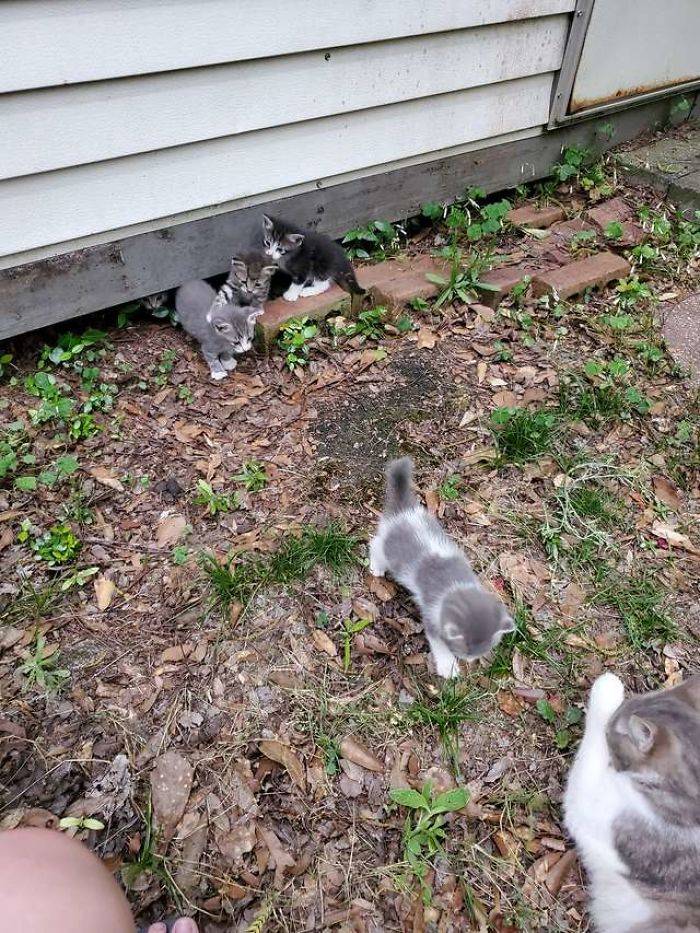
[565, 672, 700, 933]
[209, 252, 277, 313]
[369, 457, 514, 678]
[174, 280, 262, 380]
[260, 215, 365, 303]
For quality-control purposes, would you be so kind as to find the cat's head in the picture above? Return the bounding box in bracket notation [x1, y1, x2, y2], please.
[439, 588, 515, 661]
[206, 303, 263, 353]
[262, 215, 304, 261]
[228, 253, 277, 306]
[607, 675, 700, 823]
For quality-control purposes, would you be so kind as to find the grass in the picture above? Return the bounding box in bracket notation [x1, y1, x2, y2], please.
[19, 632, 70, 693]
[201, 523, 358, 610]
[234, 459, 268, 492]
[596, 574, 677, 649]
[487, 601, 575, 677]
[490, 407, 559, 464]
[407, 681, 483, 774]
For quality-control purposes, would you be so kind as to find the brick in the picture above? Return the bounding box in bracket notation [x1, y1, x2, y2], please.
[256, 284, 351, 347]
[586, 197, 644, 246]
[548, 218, 597, 243]
[476, 264, 538, 308]
[532, 251, 631, 300]
[363, 254, 448, 310]
[506, 204, 566, 229]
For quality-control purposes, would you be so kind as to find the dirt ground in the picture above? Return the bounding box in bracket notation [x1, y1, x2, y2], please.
[1, 149, 699, 933]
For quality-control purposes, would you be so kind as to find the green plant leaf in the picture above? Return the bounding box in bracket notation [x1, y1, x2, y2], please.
[59, 817, 82, 828]
[390, 788, 429, 810]
[431, 787, 469, 814]
[82, 818, 105, 830]
[536, 699, 557, 724]
[14, 475, 37, 491]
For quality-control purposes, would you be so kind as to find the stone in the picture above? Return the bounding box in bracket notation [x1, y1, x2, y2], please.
[662, 292, 700, 386]
[616, 125, 700, 215]
[256, 284, 351, 347]
[548, 218, 598, 243]
[532, 251, 631, 300]
[364, 254, 447, 310]
[506, 204, 566, 229]
[586, 197, 644, 246]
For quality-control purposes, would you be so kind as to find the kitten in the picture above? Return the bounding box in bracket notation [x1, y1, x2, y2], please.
[209, 252, 277, 313]
[260, 215, 365, 303]
[565, 672, 700, 933]
[174, 279, 262, 380]
[369, 457, 514, 678]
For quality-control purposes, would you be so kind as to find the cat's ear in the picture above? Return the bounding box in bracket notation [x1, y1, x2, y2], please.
[262, 264, 278, 277]
[230, 256, 247, 278]
[262, 215, 274, 234]
[286, 233, 305, 248]
[628, 714, 657, 755]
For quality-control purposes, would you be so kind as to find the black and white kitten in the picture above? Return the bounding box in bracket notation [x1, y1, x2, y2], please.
[174, 280, 262, 381]
[565, 672, 700, 933]
[261, 215, 365, 303]
[209, 252, 277, 313]
[369, 457, 514, 678]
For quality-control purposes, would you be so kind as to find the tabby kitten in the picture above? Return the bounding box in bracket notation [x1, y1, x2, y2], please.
[565, 672, 700, 933]
[209, 252, 276, 314]
[260, 215, 365, 302]
[369, 457, 514, 678]
[174, 279, 262, 380]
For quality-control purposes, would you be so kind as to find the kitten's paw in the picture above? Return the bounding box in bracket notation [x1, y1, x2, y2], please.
[588, 672, 625, 720]
[368, 563, 386, 577]
[283, 288, 300, 302]
[220, 356, 237, 371]
[209, 369, 227, 381]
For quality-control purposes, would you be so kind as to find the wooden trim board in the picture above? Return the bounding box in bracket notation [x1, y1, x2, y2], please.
[0, 97, 681, 342]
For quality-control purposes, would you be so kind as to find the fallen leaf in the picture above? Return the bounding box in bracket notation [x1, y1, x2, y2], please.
[367, 574, 396, 602]
[89, 466, 124, 492]
[0, 527, 14, 552]
[652, 475, 682, 511]
[150, 751, 194, 843]
[161, 643, 192, 663]
[544, 848, 576, 896]
[559, 582, 585, 620]
[259, 740, 306, 792]
[258, 826, 295, 887]
[175, 817, 209, 892]
[173, 421, 205, 444]
[477, 360, 488, 384]
[462, 446, 498, 465]
[216, 819, 257, 865]
[311, 629, 338, 658]
[155, 512, 188, 547]
[496, 691, 524, 717]
[339, 774, 363, 798]
[94, 576, 116, 611]
[424, 488, 439, 514]
[651, 520, 699, 554]
[415, 327, 437, 349]
[339, 737, 384, 773]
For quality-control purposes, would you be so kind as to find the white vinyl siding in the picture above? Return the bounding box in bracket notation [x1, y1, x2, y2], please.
[0, 0, 575, 264]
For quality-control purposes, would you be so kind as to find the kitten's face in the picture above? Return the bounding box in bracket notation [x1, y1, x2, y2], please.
[207, 304, 262, 353]
[607, 675, 700, 818]
[262, 215, 304, 261]
[229, 255, 276, 305]
[440, 588, 515, 661]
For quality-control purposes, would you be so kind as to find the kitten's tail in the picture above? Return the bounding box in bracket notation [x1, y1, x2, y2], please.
[384, 457, 417, 515]
[336, 267, 366, 296]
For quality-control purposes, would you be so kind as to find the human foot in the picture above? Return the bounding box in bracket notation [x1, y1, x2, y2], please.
[145, 919, 198, 933]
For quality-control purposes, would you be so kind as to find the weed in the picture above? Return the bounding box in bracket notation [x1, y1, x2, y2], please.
[177, 385, 194, 404]
[59, 815, 105, 833]
[390, 783, 468, 905]
[19, 633, 70, 693]
[39, 329, 108, 369]
[342, 617, 373, 671]
[488, 601, 571, 676]
[409, 297, 430, 313]
[0, 353, 13, 379]
[172, 545, 189, 565]
[154, 350, 178, 387]
[67, 411, 100, 441]
[343, 220, 401, 260]
[490, 407, 559, 464]
[569, 229, 597, 256]
[408, 681, 482, 774]
[597, 574, 676, 648]
[551, 146, 613, 198]
[277, 317, 318, 370]
[559, 360, 649, 423]
[604, 221, 624, 241]
[492, 341, 513, 363]
[535, 699, 583, 750]
[421, 201, 445, 221]
[19, 520, 81, 565]
[332, 306, 386, 341]
[438, 474, 462, 501]
[234, 459, 268, 492]
[614, 276, 652, 310]
[428, 251, 498, 307]
[450, 188, 512, 243]
[193, 480, 239, 516]
[122, 798, 182, 906]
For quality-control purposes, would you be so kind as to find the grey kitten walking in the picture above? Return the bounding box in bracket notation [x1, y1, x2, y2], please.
[369, 457, 514, 678]
[174, 279, 263, 381]
[565, 672, 700, 933]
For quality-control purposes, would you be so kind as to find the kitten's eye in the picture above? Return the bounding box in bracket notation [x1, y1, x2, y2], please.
[214, 321, 231, 333]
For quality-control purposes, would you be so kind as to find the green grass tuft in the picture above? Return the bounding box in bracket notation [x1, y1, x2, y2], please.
[597, 574, 676, 648]
[408, 681, 483, 774]
[491, 407, 559, 464]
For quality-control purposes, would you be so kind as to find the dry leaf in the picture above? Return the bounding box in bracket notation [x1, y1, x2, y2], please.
[559, 582, 585, 620]
[496, 691, 524, 717]
[94, 576, 116, 611]
[161, 643, 192, 663]
[415, 327, 437, 349]
[424, 488, 439, 514]
[544, 848, 576, 896]
[339, 737, 384, 773]
[651, 520, 699, 554]
[259, 740, 306, 792]
[477, 360, 488, 384]
[462, 446, 498, 465]
[339, 774, 363, 798]
[89, 466, 124, 492]
[258, 826, 295, 887]
[174, 421, 205, 444]
[652, 475, 682, 511]
[311, 629, 338, 658]
[151, 751, 194, 843]
[367, 574, 396, 602]
[155, 512, 187, 547]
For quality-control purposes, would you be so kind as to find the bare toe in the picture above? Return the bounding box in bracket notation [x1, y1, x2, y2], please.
[172, 920, 199, 933]
[147, 925, 167, 933]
